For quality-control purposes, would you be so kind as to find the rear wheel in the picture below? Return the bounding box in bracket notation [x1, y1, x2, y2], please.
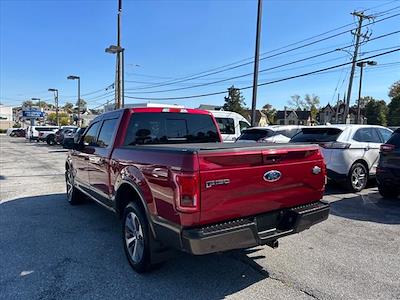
[378, 184, 399, 199]
[347, 162, 368, 192]
[65, 168, 82, 205]
[47, 135, 56, 145]
[122, 202, 152, 273]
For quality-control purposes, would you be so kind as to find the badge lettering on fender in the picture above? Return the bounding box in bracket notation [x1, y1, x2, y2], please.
[205, 179, 230, 189]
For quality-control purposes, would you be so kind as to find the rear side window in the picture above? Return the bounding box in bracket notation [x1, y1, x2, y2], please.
[291, 128, 342, 142]
[124, 113, 220, 145]
[239, 121, 250, 131]
[377, 128, 393, 143]
[97, 118, 118, 148]
[215, 117, 235, 134]
[353, 128, 381, 143]
[238, 129, 274, 141]
[387, 130, 400, 148]
[83, 122, 101, 146]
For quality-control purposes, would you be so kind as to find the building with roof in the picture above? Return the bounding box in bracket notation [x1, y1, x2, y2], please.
[276, 110, 312, 125]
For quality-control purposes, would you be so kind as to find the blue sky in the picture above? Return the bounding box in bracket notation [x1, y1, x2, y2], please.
[1, 0, 399, 110]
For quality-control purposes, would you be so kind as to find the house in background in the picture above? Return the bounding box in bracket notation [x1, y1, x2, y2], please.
[243, 109, 269, 127]
[276, 110, 312, 125]
[319, 102, 366, 124]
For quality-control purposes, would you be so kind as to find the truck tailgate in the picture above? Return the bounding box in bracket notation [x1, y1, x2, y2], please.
[198, 145, 325, 224]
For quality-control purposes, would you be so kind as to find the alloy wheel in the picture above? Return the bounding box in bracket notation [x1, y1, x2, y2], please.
[351, 165, 367, 190]
[124, 212, 145, 264]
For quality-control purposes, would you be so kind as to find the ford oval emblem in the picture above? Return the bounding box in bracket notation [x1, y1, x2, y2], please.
[263, 170, 282, 182]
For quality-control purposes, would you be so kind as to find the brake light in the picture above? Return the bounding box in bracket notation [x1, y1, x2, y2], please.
[380, 144, 395, 153]
[174, 173, 200, 213]
[319, 142, 350, 149]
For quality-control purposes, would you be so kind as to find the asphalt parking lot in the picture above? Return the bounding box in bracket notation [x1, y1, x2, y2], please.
[1, 134, 399, 300]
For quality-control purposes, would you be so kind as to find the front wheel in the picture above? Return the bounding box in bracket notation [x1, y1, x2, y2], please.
[65, 168, 82, 205]
[123, 202, 152, 273]
[347, 162, 368, 192]
[47, 135, 56, 145]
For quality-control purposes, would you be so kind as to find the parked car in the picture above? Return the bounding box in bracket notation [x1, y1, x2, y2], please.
[291, 125, 393, 192]
[377, 128, 400, 198]
[66, 106, 329, 273]
[63, 127, 86, 149]
[236, 125, 303, 143]
[209, 110, 250, 142]
[38, 128, 59, 144]
[9, 128, 26, 137]
[26, 126, 59, 141]
[44, 126, 78, 146]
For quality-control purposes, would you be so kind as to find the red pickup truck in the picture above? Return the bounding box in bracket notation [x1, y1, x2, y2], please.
[65, 107, 329, 273]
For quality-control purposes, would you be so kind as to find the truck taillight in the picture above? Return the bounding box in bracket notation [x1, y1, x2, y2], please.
[174, 173, 200, 213]
[380, 144, 395, 153]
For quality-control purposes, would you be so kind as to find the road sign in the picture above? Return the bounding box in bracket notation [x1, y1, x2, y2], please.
[22, 110, 44, 118]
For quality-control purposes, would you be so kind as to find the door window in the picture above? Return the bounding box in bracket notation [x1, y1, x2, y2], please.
[215, 117, 235, 134]
[83, 122, 100, 146]
[353, 128, 381, 143]
[97, 118, 118, 148]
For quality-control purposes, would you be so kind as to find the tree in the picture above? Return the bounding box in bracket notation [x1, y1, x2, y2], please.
[387, 95, 400, 126]
[262, 103, 277, 124]
[223, 86, 246, 115]
[304, 94, 320, 109]
[63, 102, 74, 113]
[287, 95, 305, 110]
[22, 100, 33, 108]
[388, 80, 400, 98]
[47, 112, 70, 126]
[76, 99, 87, 110]
[365, 99, 388, 126]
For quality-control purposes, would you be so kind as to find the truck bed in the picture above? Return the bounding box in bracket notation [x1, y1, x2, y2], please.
[130, 142, 317, 153]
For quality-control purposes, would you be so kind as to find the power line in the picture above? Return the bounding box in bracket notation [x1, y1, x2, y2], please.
[126, 11, 400, 91]
[122, 48, 400, 101]
[125, 30, 400, 95]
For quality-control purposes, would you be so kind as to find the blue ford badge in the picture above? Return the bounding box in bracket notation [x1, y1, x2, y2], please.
[263, 170, 282, 182]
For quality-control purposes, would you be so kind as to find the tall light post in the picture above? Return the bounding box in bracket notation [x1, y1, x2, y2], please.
[356, 60, 377, 124]
[67, 75, 81, 125]
[105, 45, 124, 109]
[48, 88, 59, 127]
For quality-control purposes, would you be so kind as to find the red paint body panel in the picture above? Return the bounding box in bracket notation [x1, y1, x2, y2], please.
[69, 107, 326, 229]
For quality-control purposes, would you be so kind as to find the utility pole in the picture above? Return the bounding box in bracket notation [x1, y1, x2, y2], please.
[343, 11, 373, 123]
[115, 0, 122, 109]
[335, 93, 340, 124]
[251, 0, 263, 126]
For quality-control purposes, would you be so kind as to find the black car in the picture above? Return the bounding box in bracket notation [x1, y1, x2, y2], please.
[377, 128, 400, 198]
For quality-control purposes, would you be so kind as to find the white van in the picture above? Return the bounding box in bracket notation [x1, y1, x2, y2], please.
[209, 110, 250, 142]
[26, 125, 59, 141]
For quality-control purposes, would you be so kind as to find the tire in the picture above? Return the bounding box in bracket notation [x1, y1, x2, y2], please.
[47, 135, 56, 145]
[65, 168, 82, 205]
[347, 162, 368, 192]
[378, 184, 399, 199]
[122, 202, 152, 273]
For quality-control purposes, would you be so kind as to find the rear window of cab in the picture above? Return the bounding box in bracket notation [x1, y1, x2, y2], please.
[123, 112, 220, 145]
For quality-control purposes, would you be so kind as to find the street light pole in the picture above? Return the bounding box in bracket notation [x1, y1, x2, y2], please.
[105, 45, 124, 109]
[48, 88, 59, 127]
[251, 0, 263, 127]
[67, 75, 81, 125]
[356, 60, 377, 124]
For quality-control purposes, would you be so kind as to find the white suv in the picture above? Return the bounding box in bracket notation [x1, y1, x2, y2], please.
[291, 125, 393, 192]
[236, 125, 303, 143]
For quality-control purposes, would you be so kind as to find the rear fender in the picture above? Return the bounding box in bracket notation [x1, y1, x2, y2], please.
[113, 166, 155, 215]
